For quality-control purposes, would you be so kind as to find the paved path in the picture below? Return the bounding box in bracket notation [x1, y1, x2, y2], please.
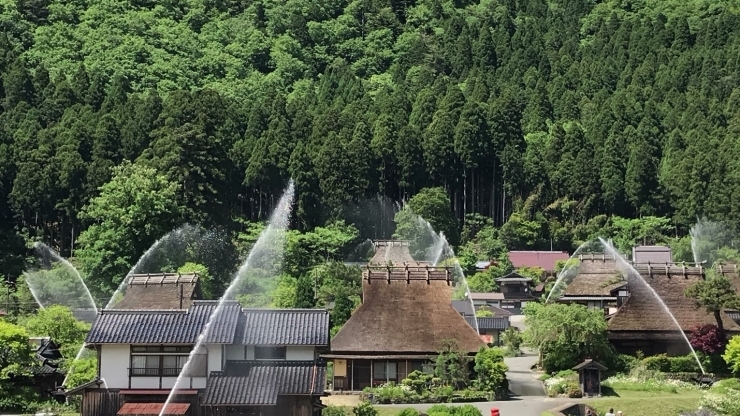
[504, 348, 546, 398]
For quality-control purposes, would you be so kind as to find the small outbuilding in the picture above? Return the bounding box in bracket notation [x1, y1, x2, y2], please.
[572, 359, 607, 397]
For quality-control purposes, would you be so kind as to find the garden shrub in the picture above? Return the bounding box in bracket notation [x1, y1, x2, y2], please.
[669, 355, 701, 372]
[323, 406, 349, 416]
[555, 369, 577, 378]
[642, 354, 671, 372]
[353, 402, 378, 416]
[711, 377, 740, 393]
[451, 404, 483, 416]
[700, 388, 740, 415]
[473, 346, 508, 393]
[397, 409, 420, 416]
[426, 404, 453, 416]
[607, 353, 639, 374]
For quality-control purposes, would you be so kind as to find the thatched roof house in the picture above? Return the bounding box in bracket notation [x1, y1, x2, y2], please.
[608, 264, 740, 355]
[325, 259, 485, 391]
[558, 255, 627, 313]
[113, 273, 203, 310]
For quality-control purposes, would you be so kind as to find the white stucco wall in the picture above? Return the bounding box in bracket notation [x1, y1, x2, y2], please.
[129, 377, 159, 388]
[286, 346, 315, 361]
[100, 345, 130, 389]
[206, 344, 222, 373]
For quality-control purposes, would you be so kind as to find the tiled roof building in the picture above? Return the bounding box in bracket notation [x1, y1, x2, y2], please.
[70, 300, 330, 416]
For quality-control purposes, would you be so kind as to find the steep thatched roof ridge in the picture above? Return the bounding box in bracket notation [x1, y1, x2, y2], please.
[564, 258, 626, 297]
[608, 270, 740, 332]
[369, 240, 423, 265]
[331, 280, 485, 354]
[114, 273, 202, 310]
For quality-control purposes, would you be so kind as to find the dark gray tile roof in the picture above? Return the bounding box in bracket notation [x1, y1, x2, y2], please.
[202, 361, 326, 405]
[466, 316, 510, 330]
[240, 309, 329, 346]
[86, 301, 241, 344]
[451, 300, 475, 316]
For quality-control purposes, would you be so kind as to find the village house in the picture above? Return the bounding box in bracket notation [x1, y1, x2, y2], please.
[325, 239, 485, 391]
[555, 250, 740, 356]
[64, 274, 329, 416]
[494, 272, 537, 313]
[608, 263, 740, 355]
[508, 251, 570, 278]
[556, 254, 628, 315]
[451, 301, 511, 344]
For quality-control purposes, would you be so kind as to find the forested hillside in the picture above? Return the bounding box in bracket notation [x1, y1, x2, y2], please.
[1, 0, 740, 278]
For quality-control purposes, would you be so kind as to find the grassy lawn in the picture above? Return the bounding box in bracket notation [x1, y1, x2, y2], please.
[582, 389, 702, 415]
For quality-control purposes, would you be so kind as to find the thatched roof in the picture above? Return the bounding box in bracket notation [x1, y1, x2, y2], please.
[608, 266, 740, 333]
[113, 273, 202, 310]
[369, 240, 425, 265]
[563, 256, 626, 297]
[331, 278, 486, 354]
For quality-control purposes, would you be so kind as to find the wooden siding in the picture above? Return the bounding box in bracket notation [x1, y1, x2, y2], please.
[81, 391, 122, 416]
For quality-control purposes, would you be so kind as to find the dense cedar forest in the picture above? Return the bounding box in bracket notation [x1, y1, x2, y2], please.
[1, 0, 740, 281]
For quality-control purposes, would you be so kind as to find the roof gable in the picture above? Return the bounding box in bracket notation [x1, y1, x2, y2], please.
[563, 257, 626, 297]
[331, 279, 485, 354]
[86, 301, 241, 344]
[608, 267, 740, 332]
[240, 309, 329, 346]
[495, 272, 533, 283]
[114, 273, 202, 310]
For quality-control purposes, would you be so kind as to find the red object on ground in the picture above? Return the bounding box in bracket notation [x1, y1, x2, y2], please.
[117, 402, 190, 415]
[490, 408, 500, 416]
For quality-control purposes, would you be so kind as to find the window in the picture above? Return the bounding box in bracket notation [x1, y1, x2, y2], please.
[254, 346, 286, 360]
[130, 345, 193, 376]
[372, 361, 398, 384]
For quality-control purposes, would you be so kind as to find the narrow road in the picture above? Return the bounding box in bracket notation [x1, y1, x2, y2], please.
[504, 348, 546, 398]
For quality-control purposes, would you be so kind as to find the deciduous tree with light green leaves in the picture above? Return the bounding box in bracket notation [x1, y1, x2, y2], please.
[23, 305, 90, 359]
[76, 161, 183, 297]
[522, 302, 613, 372]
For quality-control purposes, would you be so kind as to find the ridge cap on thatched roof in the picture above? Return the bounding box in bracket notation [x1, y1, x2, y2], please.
[330, 279, 485, 354]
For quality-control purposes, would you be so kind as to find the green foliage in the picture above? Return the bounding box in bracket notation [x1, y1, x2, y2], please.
[270, 275, 297, 308]
[23, 305, 90, 359]
[685, 271, 740, 335]
[641, 354, 700, 373]
[475, 307, 493, 317]
[501, 327, 523, 352]
[434, 340, 470, 388]
[177, 262, 213, 299]
[396, 409, 420, 416]
[473, 347, 508, 393]
[522, 302, 614, 372]
[0, 320, 35, 380]
[322, 406, 349, 416]
[393, 188, 459, 258]
[76, 161, 182, 296]
[352, 402, 378, 416]
[723, 336, 740, 375]
[426, 404, 482, 416]
[64, 356, 97, 388]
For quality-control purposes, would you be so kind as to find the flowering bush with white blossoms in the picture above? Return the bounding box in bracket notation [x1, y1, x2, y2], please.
[603, 374, 699, 392]
[700, 388, 740, 415]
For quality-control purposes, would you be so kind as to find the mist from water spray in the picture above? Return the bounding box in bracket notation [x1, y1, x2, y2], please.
[599, 237, 705, 374]
[545, 240, 604, 303]
[690, 218, 736, 266]
[25, 242, 98, 317]
[159, 180, 295, 416]
[410, 214, 479, 334]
